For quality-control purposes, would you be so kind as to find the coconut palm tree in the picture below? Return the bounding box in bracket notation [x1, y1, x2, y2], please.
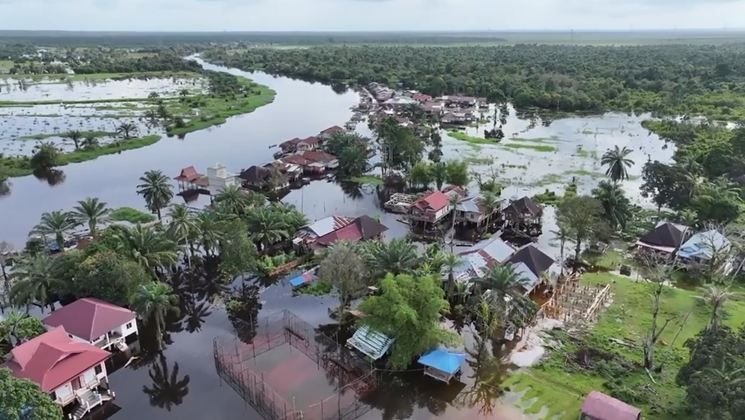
[474, 265, 536, 329]
[132, 282, 179, 350]
[196, 210, 225, 257]
[10, 254, 58, 312]
[142, 354, 191, 410]
[214, 185, 264, 216]
[72, 197, 109, 236]
[167, 205, 200, 259]
[137, 170, 173, 221]
[362, 238, 419, 278]
[592, 180, 632, 231]
[698, 284, 734, 331]
[0, 241, 12, 301]
[111, 224, 179, 279]
[480, 190, 501, 233]
[116, 122, 139, 139]
[601, 145, 634, 183]
[551, 225, 569, 276]
[144, 110, 160, 129]
[442, 252, 462, 298]
[65, 130, 83, 150]
[244, 208, 290, 252]
[81, 133, 99, 150]
[31, 210, 77, 251]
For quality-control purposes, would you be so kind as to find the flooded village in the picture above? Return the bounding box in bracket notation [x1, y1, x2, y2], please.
[1, 36, 744, 420]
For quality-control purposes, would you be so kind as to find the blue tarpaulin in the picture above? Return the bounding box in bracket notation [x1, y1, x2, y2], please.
[290, 270, 317, 288]
[418, 348, 466, 375]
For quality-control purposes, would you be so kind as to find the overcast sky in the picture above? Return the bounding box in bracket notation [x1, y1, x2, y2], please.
[2, 0, 745, 31]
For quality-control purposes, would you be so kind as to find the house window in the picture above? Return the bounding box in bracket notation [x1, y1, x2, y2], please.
[95, 365, 103, 375]
[126, 322, 133, 329]
[50, 391, 57, 401]
[72, 377, 81, 391]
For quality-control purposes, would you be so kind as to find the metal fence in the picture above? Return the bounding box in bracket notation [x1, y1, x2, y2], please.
[214, 310, 377, 420]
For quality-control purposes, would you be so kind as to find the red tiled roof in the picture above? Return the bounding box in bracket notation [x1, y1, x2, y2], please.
[298, 151, 337, 164]
[5, 327, 110, 392]
[316, 215, 388, 247]
[279, 137, 302, 149]
[282, 155, 312, 166]
[581, 391, 641, 420]
[320, 126, 344, 136]
[414, 191, 450, 212]
[43, 298, 136, 342]
[299, 136, 321, 145]
[174, 166, 203, 183]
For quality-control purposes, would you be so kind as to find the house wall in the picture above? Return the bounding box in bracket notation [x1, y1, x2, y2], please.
[117, 318, 139, 339]
[51, 362, 108, 406]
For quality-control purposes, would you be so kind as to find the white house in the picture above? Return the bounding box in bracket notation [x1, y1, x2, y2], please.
[207, 163, 239, 196]
[4, 326, 113, 419]
[43, 298, 138, 351]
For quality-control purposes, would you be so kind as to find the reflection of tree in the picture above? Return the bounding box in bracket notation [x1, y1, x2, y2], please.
[360, 372, 451, 420]
[142, 354, 191, 411]
[338, 181, 364, 200]
[225, 282, 261, 343]
[0, 180, 10, 197]
[458, 332, 507, 416]
[32, 168, 65, 186]
[183, 300, 212, 333]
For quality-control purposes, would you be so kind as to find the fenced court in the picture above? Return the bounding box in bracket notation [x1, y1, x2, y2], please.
[213, 310, 378, 420]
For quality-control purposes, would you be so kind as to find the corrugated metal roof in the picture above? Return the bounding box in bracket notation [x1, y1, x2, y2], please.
[418, 348, 466, 375]
[678, 230, 730, 260]
[346, 326, 393, 361]
[512, 262, 540, 294]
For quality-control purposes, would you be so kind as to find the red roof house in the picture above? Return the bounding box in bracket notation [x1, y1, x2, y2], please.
[581, 391, 641, 420]
[410, 191, 454, 224]
[5, 327, 110, 393]
[315, 215, 388, 247]
[298, 151, 339, 169]
[319, 125, 345, 139]
[43, 298, 138, 350]
[296, 136, 322, 152]
[174, 166, 208, 188]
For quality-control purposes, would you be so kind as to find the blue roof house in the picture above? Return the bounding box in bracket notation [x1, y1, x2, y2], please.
[418, 348, 466, 383]
[677, 230, 731, 270]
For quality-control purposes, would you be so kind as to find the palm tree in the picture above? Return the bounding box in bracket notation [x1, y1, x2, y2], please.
[0, 241, 12, 301]
[81, 133, 99, 150]
[551, 225, 569, 276]
[112, 224, 179, 278]
[132, 282, 179, 350]
[65, 130, 83, 150]
[142, 354, 191, 410]
[167, 205, 200, 259]
[480, 191, 500, 233]
[31, 210, 77, 250]
[592, 180, 632, 231]
[214, 185, 264, 216]
[601, 146, 634, 183]
[245, 208, 290, 252]
[116, 122, 139, 139]
[362, 239, 419, 278]
[137, 170, 174, 221]
[196, 210, 225, 257]
[10, 254, 58, 312]
[448, 194, 460, 251]
[698, 284, 733, 331]
[474, 265, 536, 330]
[72, 197, 109, 236]
[144, 110, 160, 129]
[442, 252, 462, 298]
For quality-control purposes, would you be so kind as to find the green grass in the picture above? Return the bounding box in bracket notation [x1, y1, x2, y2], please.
[109, 207, 156, 224]
[0, 60, 13, 74]
[1, 70, 198, 83]
[446, 130, 497, 145]
[574, 148, 599, 159]
[20, 130, 115, 141]
[297, 281, 333, 296]
[565, 168, 606, 177]
[349, 175, 384, 186]
[502, 142, 557, 153]
[507, 272, 745, 419]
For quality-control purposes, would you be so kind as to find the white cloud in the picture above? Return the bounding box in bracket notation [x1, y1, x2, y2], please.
[1, 0, 744, 31]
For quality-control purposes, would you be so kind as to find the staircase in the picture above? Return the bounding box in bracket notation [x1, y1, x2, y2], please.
[70, 390, 103, 420]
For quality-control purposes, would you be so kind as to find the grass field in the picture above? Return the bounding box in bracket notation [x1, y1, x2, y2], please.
[503, 142, 557, 153]
[0, 70, 198, 84]
[506, 272, 745, 419]
[348, 175, 384, 186]
[446, 130, 497, 145]
[20, 130, 115, 140]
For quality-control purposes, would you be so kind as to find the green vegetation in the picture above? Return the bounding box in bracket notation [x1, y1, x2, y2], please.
[507, 272, 745, 419]
[20, 130, 115, 141]
[503, 142, 557, 153]
[109, 207, 156, 224]
[447, 130, 495, 145]
[205, 44, 745, 119]
[0, 368, 63, 420]
[349, 175, 384, 186]
[297, 280, 333, 296]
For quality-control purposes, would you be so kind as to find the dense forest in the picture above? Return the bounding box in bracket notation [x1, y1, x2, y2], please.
[204, 44, 745, 119]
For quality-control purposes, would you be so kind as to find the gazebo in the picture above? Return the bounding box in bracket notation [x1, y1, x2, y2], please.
[417, 348, 466, 383]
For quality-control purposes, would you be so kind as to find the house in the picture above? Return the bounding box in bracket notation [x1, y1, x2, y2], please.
[318, 125, 345, 140]
[677, 229, 731, 268]
[635, 221, 689, 257]
[502, 196, 543, 239]
[4, 327, 113, 419]
[315, 215, 388, 248]
[43, 298, 138, 351]
[206, 163, 239, 196]
[511, 261, 541, 295]
[409, 191, 453, 226]
[580, 391, 641, 420]
[239, 165, 289, 193]
[281, 154, 325, 175]
[418, 348, 466, 384]
[508, 244, 555, 280]
[267, 160, 303, 184]
[278, 137, 302, 154]
[174, 166, 208, 192]
[296, 136, 321, 153]
[412, 92, 433, 103]
[346, 325, 394, 361]
[454, 237, 515, 282]
[298, 150, 339, 170]
[293, 215, 356, 247]
[455, 194, 502, 231]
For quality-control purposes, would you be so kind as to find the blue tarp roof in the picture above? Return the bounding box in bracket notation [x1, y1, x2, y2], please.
[418, 348, 466, 375]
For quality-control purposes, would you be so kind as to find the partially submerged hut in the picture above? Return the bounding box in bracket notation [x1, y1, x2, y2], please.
[417, 348, 466, 384]
[502, 196, 543, 239]
[580, 391, 641, 420]
[346, 326, 394, 361]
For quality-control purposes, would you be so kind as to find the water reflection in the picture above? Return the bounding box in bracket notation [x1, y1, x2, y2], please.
[459, 336, 507, 416]
[225, 281, 262, 343]
[32, 168, 66, 186]
[142, 354, 191, 411]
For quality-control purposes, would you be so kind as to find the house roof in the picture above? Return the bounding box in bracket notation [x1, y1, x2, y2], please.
[299, 136, 321, 146]
[638, 221, 688, 250]
[5, 327, 110, 392]
[319, 126, 345, 136]
[418, 348, 466, 375]
[279, 137, 302, 150]
[281, 155, 312, 166]
[174, 166, 203, 183]
[298, 150, 337, 164]
[504, 196, 542, 218]
[508, 245, 555, 277]
[347, 326, 394, 361]
[678, 230, 730, 261]
[512, 262, 540, 294]
[315, 215, 388, 247]
[239, 166, 271, 183]
[301, 215, 355, 239]
[413, 191, 451, 212]
[581, 391, 641, 420]
[43, 298, 136, 342]
[456, 237, 516, 281]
